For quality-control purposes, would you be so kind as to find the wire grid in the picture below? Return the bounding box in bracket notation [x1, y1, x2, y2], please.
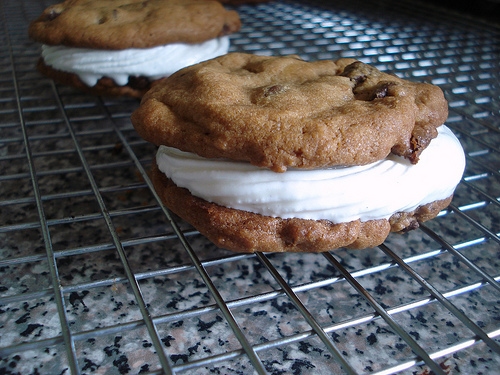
[0, 0, 499, 374]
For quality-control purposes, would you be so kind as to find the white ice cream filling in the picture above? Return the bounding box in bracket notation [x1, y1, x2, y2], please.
[156, 125, 465, 223]
[41, 36, 230, 87]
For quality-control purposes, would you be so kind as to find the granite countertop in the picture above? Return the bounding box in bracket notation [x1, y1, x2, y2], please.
[1, 0, 499, 374]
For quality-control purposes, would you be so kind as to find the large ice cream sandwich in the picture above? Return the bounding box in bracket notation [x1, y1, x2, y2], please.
[131, 53, 465, 252]
[28, 0, 241, 97]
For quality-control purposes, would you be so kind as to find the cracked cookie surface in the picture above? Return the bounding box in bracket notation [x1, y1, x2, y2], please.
[132, 53, 448, 172]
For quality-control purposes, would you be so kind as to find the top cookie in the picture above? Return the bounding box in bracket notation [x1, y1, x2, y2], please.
[28, 0, 241, 50]
[131, 53, 448, 172]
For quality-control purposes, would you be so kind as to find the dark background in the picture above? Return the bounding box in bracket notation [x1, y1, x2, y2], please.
[424, 0, 500, 23]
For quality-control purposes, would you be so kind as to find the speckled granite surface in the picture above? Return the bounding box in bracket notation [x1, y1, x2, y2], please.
[1, 0, 499, 374]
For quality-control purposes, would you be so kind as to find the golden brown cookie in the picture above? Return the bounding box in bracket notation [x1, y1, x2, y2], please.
[151, 163, 453, 253]
[28, 0, 241, 50]
[132, 53, 448, 172]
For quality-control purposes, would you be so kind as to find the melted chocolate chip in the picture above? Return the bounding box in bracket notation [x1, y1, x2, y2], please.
[221, 23, 232, 36]
[372, 82, 396, 99]
[340, 62, 361, 76]
[264, 85, 284, 97]
[352, 74, 367, 85]
[44, 9, 60, 21]
[251, 84, 287, 105]
[401, 219, 420, 232]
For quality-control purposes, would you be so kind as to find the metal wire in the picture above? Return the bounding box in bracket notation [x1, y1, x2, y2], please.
[1, 0, 499, 374]
[6, 17, 80, 375]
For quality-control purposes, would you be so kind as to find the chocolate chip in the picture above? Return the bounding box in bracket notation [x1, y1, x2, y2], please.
[251, 84, 287, 105]
[264, 85, 284, 97]
[44, 9, 60, 21]
[373, 82, 393, 99]
[340, 62, 360, 76]
[353, 74, 367, 85]
[401, 219, 420, 232]
[340, 61, 370, 79]
[221, 23, 232, 36]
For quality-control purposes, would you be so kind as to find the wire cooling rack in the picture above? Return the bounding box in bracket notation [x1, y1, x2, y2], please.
[1, 0, 499, 374]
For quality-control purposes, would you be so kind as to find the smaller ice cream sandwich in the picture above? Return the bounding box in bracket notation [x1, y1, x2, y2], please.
[28, 0, 241, 97]
[131, 53, 465, 253]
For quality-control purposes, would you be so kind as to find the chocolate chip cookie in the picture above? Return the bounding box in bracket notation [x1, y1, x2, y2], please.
[132, 53, 448, 171]
[132, 53, 464, 253]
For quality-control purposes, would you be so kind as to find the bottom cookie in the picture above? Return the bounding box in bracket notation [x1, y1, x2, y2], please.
[37, 58, 154, 98]
[151, 163, 452, 253]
